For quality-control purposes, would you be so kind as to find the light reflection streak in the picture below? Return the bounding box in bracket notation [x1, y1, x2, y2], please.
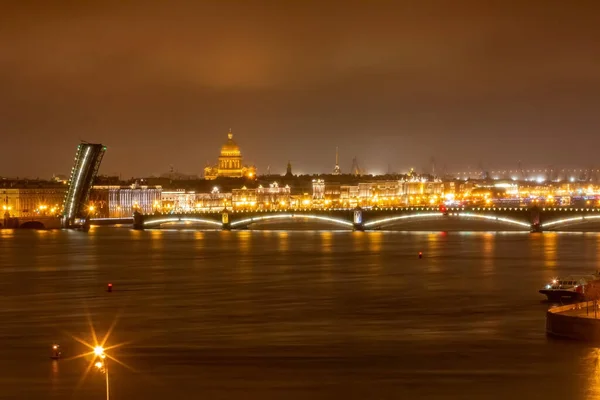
[321, 231, 333, 253]
[352, 230, 366, 252]
[238, 230, 251, 254]
[481, 233, 494, 277]
[368, 231, 382, 253]
[584, 347, 600, 399]
[426, 233, 441, 273]
[278, 231, 289, 252]
[543, 233, 558, 269]
[150, 229, 164, 252]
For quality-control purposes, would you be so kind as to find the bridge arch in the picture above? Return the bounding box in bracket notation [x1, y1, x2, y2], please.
[19, 221, 46, 229]
[143, 217, 222, 228]
[541, 215, 600, 230]
[363, 212, 530, 230]
[230, 214, 354, 229]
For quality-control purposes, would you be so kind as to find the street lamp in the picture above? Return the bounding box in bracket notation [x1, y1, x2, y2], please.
[94, 346, 109, 400]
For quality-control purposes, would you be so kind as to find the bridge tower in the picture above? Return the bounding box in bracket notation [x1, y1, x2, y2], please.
[222, 209, 231, 230]
[133, 211, 144, 230]
[530, 206, 542, 233]
[61, 142, 106, 230]
[353, 207, 364, 231]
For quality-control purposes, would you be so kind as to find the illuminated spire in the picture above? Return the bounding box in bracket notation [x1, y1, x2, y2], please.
[228, 128, 233, 140]
[333, 147, 341, 175]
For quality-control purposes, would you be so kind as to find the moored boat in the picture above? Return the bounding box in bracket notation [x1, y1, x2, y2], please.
[539, 273, 600, 302]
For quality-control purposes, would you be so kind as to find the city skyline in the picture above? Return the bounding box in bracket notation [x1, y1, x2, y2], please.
[2, 1, 600, 177]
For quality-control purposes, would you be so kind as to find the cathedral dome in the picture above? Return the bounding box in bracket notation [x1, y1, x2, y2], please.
[220, 129, 241, 156]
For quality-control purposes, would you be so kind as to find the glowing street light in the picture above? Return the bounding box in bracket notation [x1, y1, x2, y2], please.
[94, 346, 105, 358]
[93, 346, 109, 400]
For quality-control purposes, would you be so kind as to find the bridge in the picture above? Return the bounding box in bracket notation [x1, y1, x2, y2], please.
[132, 206, 600, 232]
[1, 215, 62, 230]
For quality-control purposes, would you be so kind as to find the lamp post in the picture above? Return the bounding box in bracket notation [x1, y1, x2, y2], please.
[94, 346, 109, 400]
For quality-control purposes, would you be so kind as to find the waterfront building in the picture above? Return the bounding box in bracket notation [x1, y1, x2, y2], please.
[89, 184, 162, 218]
[232, 186, 258, 208]
[257, 182, 291, 208]
[194, 187, 231, 210]
[324, 182, 341, 203]
[204, 129, 257, 179]
[160, 189, 195, 213]
[88, 185, 162, 218]
[340, 185, 360, 207]
[312, 179, 325, 200]
[0, 187, 65, 217]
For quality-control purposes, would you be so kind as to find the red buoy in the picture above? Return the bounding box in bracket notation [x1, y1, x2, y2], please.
[107, 283, 113, 292]
[418, 252, 423, 259]
[50, 344, 61, 360]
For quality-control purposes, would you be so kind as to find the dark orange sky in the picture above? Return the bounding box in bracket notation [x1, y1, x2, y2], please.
[1, 0, 599, 177]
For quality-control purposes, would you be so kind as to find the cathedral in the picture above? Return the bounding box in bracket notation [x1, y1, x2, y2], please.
[204, 129, 257, 180]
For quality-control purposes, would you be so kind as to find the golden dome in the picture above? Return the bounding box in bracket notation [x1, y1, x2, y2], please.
[220, 129, 241, 156]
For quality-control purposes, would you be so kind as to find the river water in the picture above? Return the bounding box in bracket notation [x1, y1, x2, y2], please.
[1, 226, 600, 399]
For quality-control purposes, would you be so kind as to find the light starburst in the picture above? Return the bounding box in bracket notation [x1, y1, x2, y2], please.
[61, 308, 137, 393]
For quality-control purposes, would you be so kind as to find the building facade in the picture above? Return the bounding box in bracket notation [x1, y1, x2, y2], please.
[89, 184, 162, 218]
[1, 187, 66, 218]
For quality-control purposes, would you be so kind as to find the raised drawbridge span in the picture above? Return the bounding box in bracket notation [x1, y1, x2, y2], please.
[61, 143, 106, 230]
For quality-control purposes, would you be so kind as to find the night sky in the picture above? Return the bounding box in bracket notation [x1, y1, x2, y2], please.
[2, 1, 599, 178]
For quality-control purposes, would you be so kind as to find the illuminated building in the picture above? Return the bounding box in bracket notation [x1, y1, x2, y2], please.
[257, 182, 291, 208]
[340, 185, 359, 207]
[312, 179, 325, 200]
[0, 187, 65, 217]
[160, 189, 195, 213]
[324, 183, 341, 203]
[109, 185, 161, 217]
[232, 186, 258, 208]
[229, 182, 291, 209]
[88, 184, 162, 218]
[204, 129, 257, 179]
[194, 187, 231, 210]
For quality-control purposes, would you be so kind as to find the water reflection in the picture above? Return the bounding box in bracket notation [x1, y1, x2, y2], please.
[482, 233, 495, 276]
[543, 233, 558, 269]
[278, 231, 289, 252]
[2, 228, 599, 399]
[150, 229, 163, 251]
[351, 231, 366, 252]
[238, 230, 251, 254]
[320, 231, 333, 253]
[426, 233, 441, 273]
[50, 360, 59, 390]
[368, 231, 382, 253]
[584, 347, 600, 399]
[0, 229, 15, 238]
